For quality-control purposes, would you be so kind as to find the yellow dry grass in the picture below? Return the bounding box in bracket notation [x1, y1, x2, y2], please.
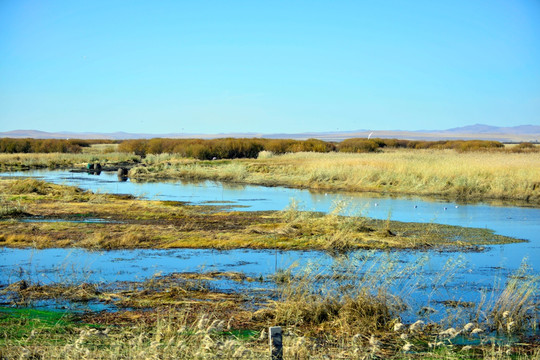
[129, 149, 540, 204]
[0, 179, 521, 251]
[0, 152, 138, 168]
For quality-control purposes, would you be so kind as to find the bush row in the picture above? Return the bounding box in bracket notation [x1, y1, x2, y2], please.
[117, 138, 508, 158]
[0, 138, 88, 154]
[0, 137, 518, 158]
[0, 138, 119, 154]
[118, 138, 335, 159]
[339, 138, 505, 153]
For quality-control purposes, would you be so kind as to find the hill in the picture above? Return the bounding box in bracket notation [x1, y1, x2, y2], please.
[1, 124, 539, 142]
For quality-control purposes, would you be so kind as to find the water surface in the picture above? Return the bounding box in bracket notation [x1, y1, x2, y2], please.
[1, 169, 538, 320]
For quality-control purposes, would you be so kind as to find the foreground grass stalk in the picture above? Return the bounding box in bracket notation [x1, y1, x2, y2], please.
[488, 261, 539, 334]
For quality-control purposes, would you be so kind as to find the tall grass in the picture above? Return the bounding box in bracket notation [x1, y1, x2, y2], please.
[128, 150, 540, 203]
[268, 254, 402, 336]
[487, 260, 539, 334]
[80, 143, 119, 154]
[0, 152, 140, 169]
[0, 198, 26, 218]
[0, 310, 266, 359]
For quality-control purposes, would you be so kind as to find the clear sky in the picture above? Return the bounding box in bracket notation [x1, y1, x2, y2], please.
[1, 0, 539, 134]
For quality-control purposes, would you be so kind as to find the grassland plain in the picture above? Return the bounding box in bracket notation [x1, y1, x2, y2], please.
[127, 150, 540, 205]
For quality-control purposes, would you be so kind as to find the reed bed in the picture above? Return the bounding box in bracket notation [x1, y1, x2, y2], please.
[0, 152, 139, 169]
[117, 137, 516, 159]
[1, 145, 538, 204]
[488, 261, 539, 334]
[128, 149, 540, 204]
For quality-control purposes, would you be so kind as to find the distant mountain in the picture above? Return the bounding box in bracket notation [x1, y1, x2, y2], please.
[445, 124, 540, 134]
[0, 130, 196, 140]
[1, 130, 69, 138]
[1, 124, 539, 142]
[0, 130, 116, 140]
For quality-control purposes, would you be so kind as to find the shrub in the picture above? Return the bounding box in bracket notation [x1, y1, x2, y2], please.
[339, 139, 380, 153]
[509, 142, 539, 153]
[118, 139, 148, 156]
[0, 138, 92, 153]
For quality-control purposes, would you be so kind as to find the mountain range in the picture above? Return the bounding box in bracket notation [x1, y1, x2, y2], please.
[1, 124, 539, 142]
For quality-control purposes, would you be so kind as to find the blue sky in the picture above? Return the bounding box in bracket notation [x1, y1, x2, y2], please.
[1, 0, 539, 134]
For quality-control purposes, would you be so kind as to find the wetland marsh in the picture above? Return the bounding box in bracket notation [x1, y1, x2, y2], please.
[1, 150, 539, 359]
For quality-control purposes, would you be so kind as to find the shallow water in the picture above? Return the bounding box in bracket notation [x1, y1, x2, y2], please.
[0, 246, 534, 321]
[0, 169, 538, 320]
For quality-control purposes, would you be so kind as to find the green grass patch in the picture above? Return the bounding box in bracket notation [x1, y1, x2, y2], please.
[220, 329, 260, 340]
[0, 307, 80, 344]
